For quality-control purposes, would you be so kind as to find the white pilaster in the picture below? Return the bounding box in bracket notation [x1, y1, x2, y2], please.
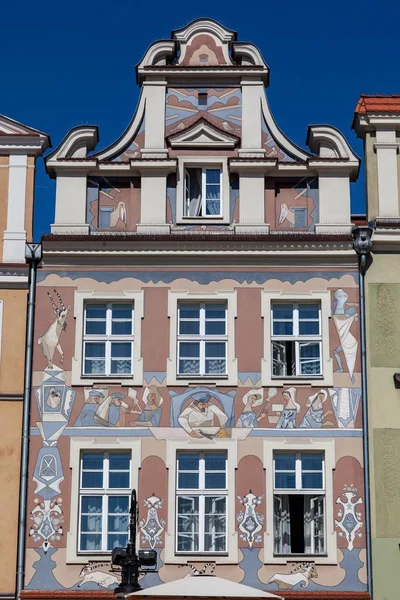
[315, 173, 352, 234]
[234, 171, 269, 233]
[136, 173, 170, 234]
[3, 155, 28, 263]
[239, 80, 265, 158]
[374, 129, 400, 218]
[142, 81, 168, 159]
[51, 174, 89, 235]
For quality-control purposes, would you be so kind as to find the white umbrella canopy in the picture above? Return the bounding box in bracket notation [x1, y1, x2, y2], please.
[128, 574, 282, 599]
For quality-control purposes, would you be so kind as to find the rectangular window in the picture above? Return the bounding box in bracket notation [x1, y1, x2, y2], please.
[176, 451, 227, 554]
[184, 168, 222, 217]
[177, 302, 227, 377]
[79, 451, 131, 553]
[273, 451, 325, 555]
[271, 302, 322, 378]
[83, 302, 134, 376]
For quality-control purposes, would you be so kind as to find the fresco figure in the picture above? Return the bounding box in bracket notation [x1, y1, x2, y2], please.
[268, 563, 318, 590]
[130, 386, 163, 427]
[236, 388, 278, 428]
[74, 390, 128, 427]
[299, 389, 334, 429]
[276, 387, 300, 429]
[38, 289, 71, 368]
[109, 201, 127, 228]
[178, 391, 229, 438]
[332, 289, 359, 384]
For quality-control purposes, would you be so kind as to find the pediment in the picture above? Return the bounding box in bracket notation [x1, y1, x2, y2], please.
[167, 119, 239, 148]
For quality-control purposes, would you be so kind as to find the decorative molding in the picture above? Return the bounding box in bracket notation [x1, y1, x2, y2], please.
[168, 119, 238, 148]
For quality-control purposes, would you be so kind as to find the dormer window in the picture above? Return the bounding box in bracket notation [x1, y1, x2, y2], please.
[198, 92, 208, 108]
[184, 168, 222, 217]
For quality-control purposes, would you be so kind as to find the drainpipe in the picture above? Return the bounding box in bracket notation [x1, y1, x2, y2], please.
[15, 243, 42, 600]
[352, 225, 373, 599]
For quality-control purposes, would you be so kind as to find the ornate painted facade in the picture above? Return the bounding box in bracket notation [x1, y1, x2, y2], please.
[22, 20, 368, 600]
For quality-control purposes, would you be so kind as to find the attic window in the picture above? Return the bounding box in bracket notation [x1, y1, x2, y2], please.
[184, 167, 221, 217]
[198, 93, 208, 108]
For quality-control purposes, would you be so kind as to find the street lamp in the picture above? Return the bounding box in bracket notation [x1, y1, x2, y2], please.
[112, 489, 157, 596]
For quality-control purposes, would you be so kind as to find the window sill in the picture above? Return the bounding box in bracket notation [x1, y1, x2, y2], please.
[177, 217, 229, 226]
[267, 553, 337, 566]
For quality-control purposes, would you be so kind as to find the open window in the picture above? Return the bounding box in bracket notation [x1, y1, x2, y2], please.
[184, 168, 222, 217]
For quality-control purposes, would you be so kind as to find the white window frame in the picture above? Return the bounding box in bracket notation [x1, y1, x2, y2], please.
[78, 450, 131, 554]
[67, 437, 141, 564]
[262, 291, 333, 387]
[176, 157, 230, 224]
[72, 290, 144, 386]
[176, 451, 228, 554]
[167, 290, 237, 386]
[83, 301, 134, 377]
[263, 438, 337, 565]
[165, 439, 238, 564]
[270, 301, 322, 379]
[177, 301, 227, 378]
[273, 450, 325, 556]
[184, 167, 223, 218]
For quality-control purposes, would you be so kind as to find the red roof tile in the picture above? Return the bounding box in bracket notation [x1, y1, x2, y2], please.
[355, 94, 400, 114]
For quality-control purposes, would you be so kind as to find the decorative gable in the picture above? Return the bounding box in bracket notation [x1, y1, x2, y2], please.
[167, 118, 239, 148]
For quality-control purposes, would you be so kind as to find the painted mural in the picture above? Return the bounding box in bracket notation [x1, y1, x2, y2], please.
[87, 177, 141, 232]
[267, 178, 319, 232]
[25, 270, 366, 596]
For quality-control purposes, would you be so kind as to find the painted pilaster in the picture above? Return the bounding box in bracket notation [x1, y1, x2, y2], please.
[315, 172, 352, 234]
[51, 173, 89, 235]
[137, 173, 170, 234]
[3, 155, 28, 263]
[235, 170, 269, 233]
[239, 80, 265, 158]
[142, 81, 168, 159]
[374, 129, 400, 218]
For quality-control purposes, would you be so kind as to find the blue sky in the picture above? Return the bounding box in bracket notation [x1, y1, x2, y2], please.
[2, 0, 399, 239]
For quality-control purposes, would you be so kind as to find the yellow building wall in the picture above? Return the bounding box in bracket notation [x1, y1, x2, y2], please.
[0, 290, 28, 394]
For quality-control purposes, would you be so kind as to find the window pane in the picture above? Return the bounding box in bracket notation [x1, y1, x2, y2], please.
[178, 472, 199, 489]
[302, 472, 323, 489]
[299, 342, 320, 359]
[275, 453, 296, 470]
[299, 342, 321, 375]
[80, 534, 102, 551]
[86, 321, 107, 335]
[275, 472, 296, 489]
[177, 495, 199, 515]
[205, 321, 225, 335]
[205, 472, 226, 489]
[111, 359, 132, 374]
[177, 533, 199, 552]
[107, 533, 128, 551]
[298, 304, 319, 319]
[109, 472, 130, 489]
[112, 321, 132, 335]
[82, 471, 104, 488]
[205, 304, 225, 319]
[111, 342, 132, 358]
[108, 514, 129, 532]
[179, 304, 200, 319]
[205, 454, 226, 471]
[81, 496, 102, 513]
[178, 453, 200, 471]
[272, 304, 294, 320]
[179, 359, 200, 374]
[108, 496, 129, 513]
[82, 453, 104, 470]
[299, 321, 320, 335]
[272, 341, 295, 377]
[81, 514, 102, 532]
[179, 342, 200, 358]
[205, 169, 220, 185]
[302, 453, 323, 471]
[179, 320, 200, 335]
[112, 304, 132, 319]
[273, 321, 294, 335]
[85, 342, 106, 358]
[85, 359, 106, 375]
[205, 342, 225, 357]
[205, 359, 226, 374]
[86, 304, 107, 318]
[109, 452, 130, 471]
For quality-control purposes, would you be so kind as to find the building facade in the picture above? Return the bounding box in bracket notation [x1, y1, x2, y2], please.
[353, 96, 400, 600]
[0, 115, 48, 597]
[22, 20, 369, 600]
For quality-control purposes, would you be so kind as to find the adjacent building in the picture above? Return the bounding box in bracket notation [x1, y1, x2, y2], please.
[0, 115, 49, 597]
[22, 20, 369, 600]
[353, 95, 400, 600]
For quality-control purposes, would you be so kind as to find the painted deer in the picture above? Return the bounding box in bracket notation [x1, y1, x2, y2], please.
[78, 563, 119, 588]
[38, 289, 71, 369]
[268, 562, 318, 590]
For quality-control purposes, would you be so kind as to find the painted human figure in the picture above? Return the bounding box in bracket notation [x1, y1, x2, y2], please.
[236, 388, 278, 428]
[130, 386, 163, 427]
[74, 390, 128, 427]
[276, 387, 300, 429]
[299, 389, 334, 429]
[332, 289, 359, 384]
[178, 391, 229, 438]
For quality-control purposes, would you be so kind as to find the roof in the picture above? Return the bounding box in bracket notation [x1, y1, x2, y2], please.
[354, 94, 400, 114]
[129, 575, 281, 599]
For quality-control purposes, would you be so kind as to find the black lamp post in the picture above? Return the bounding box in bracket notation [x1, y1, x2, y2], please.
[112, 489, 157, 597]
